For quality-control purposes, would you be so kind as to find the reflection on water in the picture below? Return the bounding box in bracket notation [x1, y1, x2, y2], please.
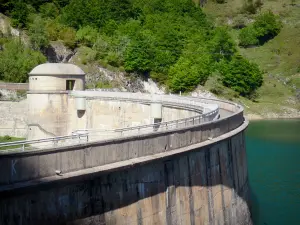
[246, 119, 300, 225]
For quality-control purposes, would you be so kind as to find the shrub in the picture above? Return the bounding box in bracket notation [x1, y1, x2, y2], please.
[239, 26, 259, 47]
[241, 0, 263, 14]
[45, 19, 61, 41]
[39, 3, 59, 19]
[27, 15, 49, 50]
[0, 39, 46, 82]
[58, 26, 76, 49]
[239, 11, 282, 47]
[168, 54, 211, 93]
[253, 10, 282, 44]
[220, 55, 263, 97]
[76, 26, 98, 47]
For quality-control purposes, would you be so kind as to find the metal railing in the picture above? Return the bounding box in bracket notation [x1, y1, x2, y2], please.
[0, 93, 223, 152]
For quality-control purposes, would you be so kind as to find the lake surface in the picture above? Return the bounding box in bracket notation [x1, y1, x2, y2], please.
[246, 119, 300, 225]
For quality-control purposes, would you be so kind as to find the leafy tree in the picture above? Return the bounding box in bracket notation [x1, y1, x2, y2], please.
[27, 15, 49, 50]
[76, 26, 98, 47]
[168, 48, 212, 93]
[124, 29, 156, 72]
[39, 3, 59, 19]
[253, 10, 282, 44]
[10, 2, 33, 28]
[58, 26, 76, 49]
[208, 27, 237, 62]
[61, 0, 135, 29]
[239, 11, 282, 47]
[0, 39, 46, 82]
[239, 26, 259, 47]
[220, 55, 263, 96]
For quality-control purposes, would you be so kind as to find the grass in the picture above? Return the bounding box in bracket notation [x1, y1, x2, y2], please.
[203, 0, 300, 117]
[0, 135, 26, 151]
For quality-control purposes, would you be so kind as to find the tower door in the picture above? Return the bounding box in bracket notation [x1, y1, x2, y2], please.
[66, 80, 75, 90]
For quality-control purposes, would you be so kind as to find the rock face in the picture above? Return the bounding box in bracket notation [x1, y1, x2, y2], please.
[44, 41, 75, 63]
[0, 13, 18, 36]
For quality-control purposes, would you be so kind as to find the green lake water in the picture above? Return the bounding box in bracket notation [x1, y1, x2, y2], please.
[246, 119, 300, 225]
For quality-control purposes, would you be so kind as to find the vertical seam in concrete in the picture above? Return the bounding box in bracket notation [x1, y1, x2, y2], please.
[218, 147, 227, 225]
[164, 161, 172, 225]
[136, 182, 143, 225]
[205, 149, 214, 225]
[187, 156, 195, 225]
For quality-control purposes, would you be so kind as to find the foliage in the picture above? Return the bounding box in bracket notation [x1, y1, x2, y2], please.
[239, 26, 259, 47]
[168, 45, 212, 93]
[207, 27, 237, 62]
[239, 11, 282, 47]
[253, 11, 282, 44]
[241, 0, 263, 14]
[58, 26, 76, 49]
[39, 3, 59, 19]
[27, 15, 49, 50]
[61, 0, 135, 29]
[220, 55, 263, 96]
[0, 39, 46, 82]
[76, 26, 98, 47]
[0, 0, 267, 98]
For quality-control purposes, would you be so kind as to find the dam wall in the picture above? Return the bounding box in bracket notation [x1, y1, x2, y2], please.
[0, 95, 251, 225]
[0, 124, 250, 225]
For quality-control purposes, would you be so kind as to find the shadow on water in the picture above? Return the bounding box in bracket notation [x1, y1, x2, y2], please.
[246, 119, 300, 225]
[0, 133, 251, 225]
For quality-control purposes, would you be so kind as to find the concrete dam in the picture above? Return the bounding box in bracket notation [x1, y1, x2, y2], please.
[0, 63, 251, 225]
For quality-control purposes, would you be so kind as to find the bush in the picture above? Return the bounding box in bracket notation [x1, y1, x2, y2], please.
[58, 26, 76, 49]
[27, 15, 49, 50]
[239, 26, 259, 47]
[168, 54, 211, 93]
[239, 11, 282, 47]
[253, 11, 282, 44]
[220, 55, 263, 97]
[76, 26, 98, 47]
[241, 0, 263, 14]
[0, 39, 46, 82]
[45, 19, 62, 41]
[39, 3, 59, 19]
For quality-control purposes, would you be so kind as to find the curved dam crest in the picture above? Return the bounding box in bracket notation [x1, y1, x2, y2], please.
[0, 63, 251, 225]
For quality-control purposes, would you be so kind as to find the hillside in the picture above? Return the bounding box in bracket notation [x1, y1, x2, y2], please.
[0, 0, 299, 119]
[202, 0, 300, 118]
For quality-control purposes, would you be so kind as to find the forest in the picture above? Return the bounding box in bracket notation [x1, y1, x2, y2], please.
[0, 0, 283, 98]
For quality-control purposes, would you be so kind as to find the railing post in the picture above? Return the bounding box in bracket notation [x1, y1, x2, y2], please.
[22, 144, 25, 152]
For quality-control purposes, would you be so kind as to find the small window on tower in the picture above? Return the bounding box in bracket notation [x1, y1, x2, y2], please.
[66, 80, 75, 90]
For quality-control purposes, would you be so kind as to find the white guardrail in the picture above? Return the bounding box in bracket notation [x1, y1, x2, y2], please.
[0, 92, 221, 152]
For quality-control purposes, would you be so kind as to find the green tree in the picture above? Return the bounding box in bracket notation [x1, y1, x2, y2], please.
[0, 39, 46, 82]
[168, 50, 212, 93]
[10, 2, 32, 28]
[220, 55, 263, 97]
[253, 10, 282, 44]
[39, 3, 59, 19]
[208, 27, 237, 62]
[124, 30, 156, 72]
[239, 11, 282, 47]
[239, 26, 259, 47]
[58, 26, 76, 49]
[76, 26, 98, 47]
[28, 15, 49, 50]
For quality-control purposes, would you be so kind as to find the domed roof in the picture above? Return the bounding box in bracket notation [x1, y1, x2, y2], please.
[29, 63, 85, 76]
